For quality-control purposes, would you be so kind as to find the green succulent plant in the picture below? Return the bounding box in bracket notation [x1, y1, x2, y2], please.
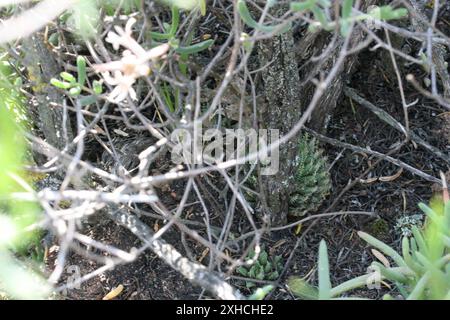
[288, 198, 450, 300]
[289, 134, 331, 216]
[395, 214, 423, 238]
[358, 201, 449, 300]
[244, 134, 331, 216]
[237, 247, 283, 289]
[50, 56, 103, 106]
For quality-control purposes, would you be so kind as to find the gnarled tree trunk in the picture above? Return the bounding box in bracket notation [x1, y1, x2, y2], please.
[22, 34, 73, 158]
[258, 1, 377, 226]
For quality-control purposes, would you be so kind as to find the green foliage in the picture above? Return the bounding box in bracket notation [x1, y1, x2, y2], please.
[0, 54, 28, 129]
[150, 5, 214, 57]
[173, 39, 215, 55]
[237, 0, 292, 34]
[237, 247, 283, 289]
[318, 240, 332, 299]
[151, 5, 180, 41]
[69, 0, 99, 39]
[360, 201, 449, 299]
[247, 285, 274, 300]
[289, 134, 331, 216]
[101, 0, 141, 16]
[160, 0, 207, 15]
[161, 82, 178, 113]
[289, 1, 408, 36]
[244, 134, 330, 216]
[289, 201, 450, 300]
[340, 0, 354, 37]
[288, 240, 374, 300]
[50, 56, 103, 105]
[150, 3, 213, 107]
[62, 0, 141, 38]
[368, 5, 408, 20]
[0, 55, 50, 299]
[287, 277, 319, 300]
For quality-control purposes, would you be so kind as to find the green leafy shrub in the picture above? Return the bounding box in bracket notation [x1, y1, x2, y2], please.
[237, 247, 283, 288]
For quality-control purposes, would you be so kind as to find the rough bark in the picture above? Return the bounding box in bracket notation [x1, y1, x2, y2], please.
[22, 34, 73, 154]
[257, 2, 377, 226]
[296, 0, 378, 132]
[258, 7, 302, 226]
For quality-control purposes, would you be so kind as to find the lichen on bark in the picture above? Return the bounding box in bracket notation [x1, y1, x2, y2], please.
[22, 34, 73, 154]
[257, 6, 302, 226]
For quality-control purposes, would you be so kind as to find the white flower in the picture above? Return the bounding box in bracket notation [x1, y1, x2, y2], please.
[105, 18, 147, 57]
[94, 18, 170, 103]
[102, 71, 137, 103]
[95, 50, 150, 78]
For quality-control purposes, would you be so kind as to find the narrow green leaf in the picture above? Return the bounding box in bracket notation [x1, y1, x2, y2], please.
[407, 272, 429, 300]
[318, 240, 332, 300]
[288, 277, 319, 300]
[69, 86, 82, 96]
[340, 0, 353, 36]
[79, 95, 97, 106]
[330, 273, 374, 297]
[369, 6, 408, 21]
[290, 0, 315, 12]
[237, 0, 291, 34]
[259, 250, 268, 265]
[77, 56, 87, 87]
[248, 285, 274, 300]
[199, 0, 206, 16]
[175, 39, 214, 54]
[237, 266, 248, 277]
[419, 203, 442, 226]
[151, 5, 180, 40]
[402, 236, 424, 274]
[372, 262, 410, 284]
[312, 6, 330, 29]
[93, 80, 103, 95]
[358, 231, 407, 267]
[411, 226, 429, 257]
[342, 0, 353, 19]
[60, 72, 76, 84]
[50, 78, 72, 89]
